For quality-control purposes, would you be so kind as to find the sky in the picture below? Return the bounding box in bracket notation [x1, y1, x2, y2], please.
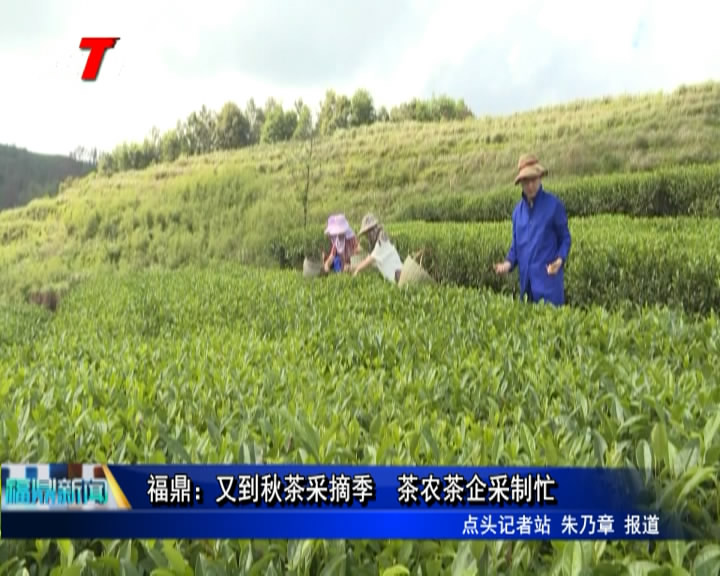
[1, 0, 719, 157]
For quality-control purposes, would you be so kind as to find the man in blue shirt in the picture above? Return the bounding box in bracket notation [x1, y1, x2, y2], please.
[494, 154, 571, 306]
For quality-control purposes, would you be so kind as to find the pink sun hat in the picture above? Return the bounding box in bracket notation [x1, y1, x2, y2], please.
[324, 213, 354, 237]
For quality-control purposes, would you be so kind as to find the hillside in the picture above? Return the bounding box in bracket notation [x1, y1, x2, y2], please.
[0, 144, 94, 211]
[1, 80, 720, 301]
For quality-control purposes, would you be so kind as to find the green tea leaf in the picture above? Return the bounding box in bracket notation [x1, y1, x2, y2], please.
[627, 561, 661, 576]
[562, 541, 583, 576]
[693, 544, 720, 576]
[450, 541, 476, 576]
[381, 566, 410, 576]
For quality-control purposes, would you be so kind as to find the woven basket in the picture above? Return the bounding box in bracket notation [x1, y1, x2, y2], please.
[398, 251, 433, 288]
[303, 257, 324, 278]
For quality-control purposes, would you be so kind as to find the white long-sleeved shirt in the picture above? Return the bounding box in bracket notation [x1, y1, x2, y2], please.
[371, 239, 403, 283]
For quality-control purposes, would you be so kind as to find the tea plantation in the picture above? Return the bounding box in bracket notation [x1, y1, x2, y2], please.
[1, 268, 720, 574]
[2, 83, 720, 575]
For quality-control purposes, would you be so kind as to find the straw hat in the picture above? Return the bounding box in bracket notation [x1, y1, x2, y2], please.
[324, 214, 351, 236]
[514, 154, 548, 185]
[358, 213, 380, 236]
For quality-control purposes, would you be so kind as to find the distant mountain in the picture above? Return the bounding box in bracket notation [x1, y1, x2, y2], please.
[0, 144, 95, 211]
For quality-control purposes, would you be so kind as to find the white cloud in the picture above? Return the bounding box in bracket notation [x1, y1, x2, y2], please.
[1, 0, 719, 155]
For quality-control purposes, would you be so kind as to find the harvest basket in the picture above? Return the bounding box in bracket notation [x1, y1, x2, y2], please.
[303, 257, 325, 278]
[398, 250, 433, 288]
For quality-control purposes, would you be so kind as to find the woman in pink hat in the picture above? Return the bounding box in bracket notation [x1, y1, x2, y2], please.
[322, 214, 358, 273]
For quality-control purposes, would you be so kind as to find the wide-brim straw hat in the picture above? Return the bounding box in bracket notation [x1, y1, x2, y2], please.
[325, 213, 352, 236]
[358, 213, 380, 236]
[514, 154, 548, 185]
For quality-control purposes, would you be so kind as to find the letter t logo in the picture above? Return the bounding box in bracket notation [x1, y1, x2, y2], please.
[80, 37, 120, 81]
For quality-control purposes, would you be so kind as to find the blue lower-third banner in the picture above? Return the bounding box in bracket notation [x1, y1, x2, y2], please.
[0, 463, 700, 539]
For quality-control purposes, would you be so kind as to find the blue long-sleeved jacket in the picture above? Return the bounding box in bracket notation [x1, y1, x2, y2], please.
[506, 186, 571, 306]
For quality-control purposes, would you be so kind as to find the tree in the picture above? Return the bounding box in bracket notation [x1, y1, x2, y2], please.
[316, 90, 351, 136]
[140, 138, 159, 168]
[350, 89, 375, 126]
[184, 106, 217, 155]
[284, 110, 298, 140]
[216, 101, 250, 150]
[69, 146, 83, 162]
[183, 112, 200, 155]
[264, 97, 282, 116]
[198, 105, 218, 152]
[454, 99, 473, 120]
[98, 151, 116, 174]
[261, 102, 297, 144]
[174, 120, 190, 156]
[160, 129, 182, 162]
[291, 118, 322, 230]
[245, 98, 265, 145]
[389, 100, 414, 122]
[293, 99, 313, 141]
[389, 95, 474, 122]
[149, 126, 161, 149]
[76, 89, 477, 177]
[70, 145, 99, 165]
[143, 127, 161, 165]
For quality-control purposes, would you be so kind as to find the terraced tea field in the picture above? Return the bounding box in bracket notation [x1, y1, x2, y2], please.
[273, 216, 720, 315]
[1, 267, 719, 574]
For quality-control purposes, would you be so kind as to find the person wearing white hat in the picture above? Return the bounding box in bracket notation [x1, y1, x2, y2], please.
[352, 213, 404, 283]
[494, 154, 571, 306]
[323, 213, 358, 273]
